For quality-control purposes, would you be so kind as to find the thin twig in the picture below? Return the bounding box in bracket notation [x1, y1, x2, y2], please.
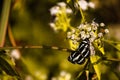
[8, 25, 17, 47]
[0, 45, 73, 52]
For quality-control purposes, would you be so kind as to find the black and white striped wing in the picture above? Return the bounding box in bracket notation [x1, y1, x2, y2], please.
[68, 38, 90, 64]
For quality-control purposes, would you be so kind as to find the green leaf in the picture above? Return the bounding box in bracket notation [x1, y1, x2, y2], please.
[67, 0, 71, 3]
[0, 50, 22, 80]
[103, 39, 120, 52]
[0, 57, 17, 76]
[94, 39, 105, 55]
[98, 47, 105, 55]
[90, 55, 101, 80]
[0, 50, 15, 66]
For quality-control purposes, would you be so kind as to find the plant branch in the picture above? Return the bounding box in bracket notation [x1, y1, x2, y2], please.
[0, 0, 11, 47]
[76, 0, 85, 23]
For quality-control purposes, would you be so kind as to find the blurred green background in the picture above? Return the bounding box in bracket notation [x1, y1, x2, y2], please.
[0, 0, 120, 80]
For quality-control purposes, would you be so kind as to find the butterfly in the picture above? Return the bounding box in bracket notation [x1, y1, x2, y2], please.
[68, 38, 90, 64]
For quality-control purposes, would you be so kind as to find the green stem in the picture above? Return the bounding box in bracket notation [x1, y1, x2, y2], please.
[79, 7, 85, 23]
[76, 0, 85, 23]
[0, 0, 11, 47]
[103, 40, 120, 51]
[104, 57, 120, 62]
[103, 39, 120, 44]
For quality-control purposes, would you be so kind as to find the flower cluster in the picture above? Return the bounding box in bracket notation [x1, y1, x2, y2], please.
[50, 2, 72, 15]
[75, 0, 95, 11]
[49, 2, 72, 32]
[67, 21, 109, 44]
[51, 70, 71, 80]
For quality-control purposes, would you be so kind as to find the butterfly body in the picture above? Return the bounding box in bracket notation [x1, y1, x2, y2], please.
[68, 38, 90, 64]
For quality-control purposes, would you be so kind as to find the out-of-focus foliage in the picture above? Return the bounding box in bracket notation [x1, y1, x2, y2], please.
[0, 50, 21, 80]
[0, 0, 120, 80]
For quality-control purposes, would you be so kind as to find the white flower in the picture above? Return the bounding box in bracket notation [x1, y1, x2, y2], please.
[80, 31, 88, 39]
[98, 33, 103, 38]
[86, 34, 90, 38]
[91, 21, 99, 27]
[72, 40, 78, 44]
[92, 26, 97, 30]
[89, 31, 96, 42]
[11, 49, 20, 59]
[104, 29, 109, 33]
[90, 31, 94, 36]
[59, 71, 71, 80]
[86, 27, 92, 32]
[66, 8, 72, 14]
[80, 31, 85, 35]
[65, 73, 71, 80]
[49, 23, 58, 32]
[90, 43, 95, 56]
[100, 23, 105, 27]
[81, 34, 86, 40]
[67, 32, 72, 39]
[78, 24, 84, 29]
[91, 22, 98, 30]
[57, 2, 66, 7]
[50, 6, 60, 15]
[71, 29, 76, 33]
[60, 71, 66, 77]
[88, 2, 95, 9]
[51, 77, 57, 80]
[78, 0, 88, 10]
[76, 37, 80, 41]
[49, 22, 55, 28]
[89, 37, 95, 42]
[25, 75, 33, 80]
[67, 32, 71, 35]
[71, 34, 75, 40]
